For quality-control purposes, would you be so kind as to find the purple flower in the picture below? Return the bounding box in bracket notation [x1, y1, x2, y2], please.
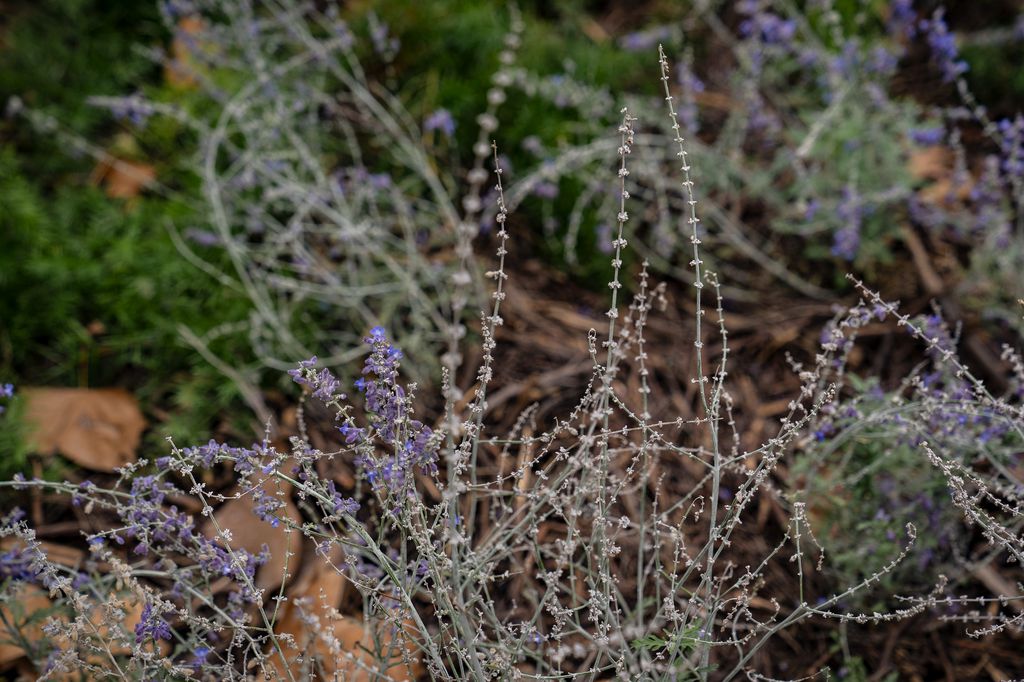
[910, 126, 945, 146]
[831, 187, 863, 261]
[287, 356, 318, 386]
[738, 5, 796, 45]
[338, 422, 365, 444]
[135, 603, 172, 644]
[184, 228, 220, 247]
[253, 489, 284, 527]
[889, 0, 917, 39]
[326, 480, 360, 516]
[618, 26, 672, 52]
[532, 181, 559, 199]
[0, 547, 37, 583]
[919, 11, 967, 83]
[353, 329, 440, 492]
[192, 647, 212, 667]
[424, 108, 456, 137]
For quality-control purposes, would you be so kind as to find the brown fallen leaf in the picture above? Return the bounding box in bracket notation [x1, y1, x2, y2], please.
[0, 583, 162, 677]
[201, 478, 303, 594]
[267, 547, 423, 681]
[0, 585, 54, 669]
[0, 538, 84, 570]
[22, 388, 145, 472]
[908, 146, 951, 181]
[907, 146, 973, 205]
[165, 15, 206, 89]
[84, 590, 153, 658]
[90, 158, 157, 199]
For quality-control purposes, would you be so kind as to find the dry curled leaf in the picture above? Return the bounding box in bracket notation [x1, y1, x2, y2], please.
[908, 146, 951, 181]
[0, 539, 84, 581]
[268, 547, 423, 681]
[0, 585, 53, 669]
[90, 158, 157, 199]
[165, 15, 206, 89]
[0, 581, 161, 677]
[22, 388, 145, 472]
[907, 146, 973, 205]
[201, 477, 303, 594]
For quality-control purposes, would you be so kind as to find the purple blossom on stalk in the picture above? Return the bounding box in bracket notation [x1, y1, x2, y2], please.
[0, 546, 37, 583]
[109, 95, 154, 127]
[910, 126, 945, 146]
[368, 12, 399, 58]
[867, 45, 899, 76]
[351, 328, 440, 494]
[424, 108, 456, 137]
[0, 383, 12, 415]
[325, 480, 360, 516]
[192, 647, 212, 668]
[135, 603, 172, 644]
[288, 356, 345, 403]
[919, 11, 967, 82]
[369, 172, 392, 190]
[831, 187, 863, 261]
[803, 199, 820, 221]
[830, 40, 862, 81]
[997, 116, 1024, 180]
[253, 489, 284, 527]
[288, 356, 318, 386]
[618, 26, 672, 52]
[738, 4, 796, 45]
[888, 0, 917, 40]
[338, 422, 365, 444]
[920, 313, 955, 361]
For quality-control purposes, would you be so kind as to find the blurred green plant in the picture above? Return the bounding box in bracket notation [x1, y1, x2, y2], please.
[0, 0, 257, 474]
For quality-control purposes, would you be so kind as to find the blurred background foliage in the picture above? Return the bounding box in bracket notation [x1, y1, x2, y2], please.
[1, 0, 1023, 479]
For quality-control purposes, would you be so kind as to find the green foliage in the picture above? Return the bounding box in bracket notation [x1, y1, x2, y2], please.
[0, 395, 31, 480]
[0, 145, 255, 456]
[0, 0, 164, 170]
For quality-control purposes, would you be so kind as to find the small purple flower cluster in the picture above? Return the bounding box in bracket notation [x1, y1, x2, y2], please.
[738, 3, 796, 46]
[424, 108, 456, 138]
[325, 479, 360, 517]
[135, 602, 172, 644]
[831, 187, 864, 261]
[178, 438, 280, 477]
[288, 356, 345, 403]
[918, 10, 968, 83]
[109, 94, 155, 127]
[253, 488, 285, 527]
[0, 383, 13, 415]
[997, 116, 1024, 180]
[87, 471, 271, 605]
[909, 126, 945, 146]
[618, 26, 672, 53]
[348, 327, 440, 496]
[0, 545, 37, 583]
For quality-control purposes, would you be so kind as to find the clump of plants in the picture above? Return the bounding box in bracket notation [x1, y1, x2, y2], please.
[498, 1, 1024, 312]
[794, 306, 1024, 607]
[3, 30, 1023, 678]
